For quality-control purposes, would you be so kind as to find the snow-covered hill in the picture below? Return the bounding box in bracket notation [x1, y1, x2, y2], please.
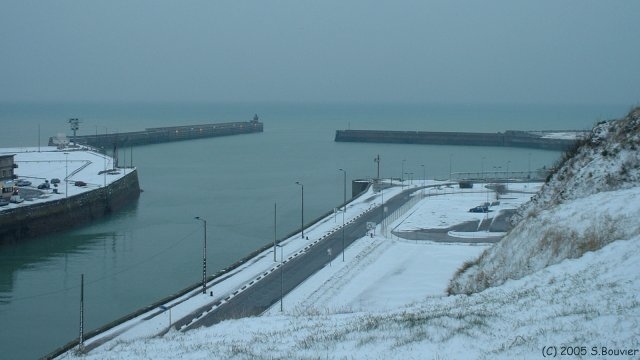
[448, 107, 640, 295]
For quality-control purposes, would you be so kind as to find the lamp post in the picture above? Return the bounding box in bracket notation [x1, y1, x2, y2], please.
[276, 244, 284, 311]
[401, 159, 406, 188]
[194, 216, 207, 295]
[64, 152, 69, 198]
[421, 164, 425, 186]
[338, 169, 346, 262]
[506, 161, 511, 190]
[159, 305, 171, 330]
[295, 181, 304, 238]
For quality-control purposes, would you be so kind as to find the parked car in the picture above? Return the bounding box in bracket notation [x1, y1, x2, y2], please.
[0, 198, 9, 206]
[16, 179, 31, 187]
[469, 205, 488, 213]
[50, 178, 61, 184]
[37, 181, 50, 190]
[74, 181, 87, 187]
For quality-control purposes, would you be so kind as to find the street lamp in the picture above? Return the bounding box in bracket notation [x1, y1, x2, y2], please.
[295, 181, 304, 239]
[194, 216, 207, 295]
[159, 305, 171, 330]
[64, 152, 69, 198]
[338, 169, 346, 262]
[401, 159, 406, 188]
[276, 244, 284, 312]
[421, 164, 425, 186]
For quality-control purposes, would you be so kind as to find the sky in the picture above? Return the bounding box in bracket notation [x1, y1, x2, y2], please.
[1, 0, 639, 105]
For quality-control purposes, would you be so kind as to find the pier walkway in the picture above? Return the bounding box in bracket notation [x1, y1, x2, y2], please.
[335, 129, 586, 151]
[49, 119, 263, 149]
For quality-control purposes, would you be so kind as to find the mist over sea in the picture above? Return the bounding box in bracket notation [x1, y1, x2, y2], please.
[0, 102, 627, 358]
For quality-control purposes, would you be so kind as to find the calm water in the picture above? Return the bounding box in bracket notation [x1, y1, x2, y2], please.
[0, 102, 627, 359]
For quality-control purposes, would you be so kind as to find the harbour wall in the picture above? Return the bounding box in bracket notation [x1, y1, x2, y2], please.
[49, 121, 263, 149]
[335, 129, 577, 151]
[0, 170, 140, 244]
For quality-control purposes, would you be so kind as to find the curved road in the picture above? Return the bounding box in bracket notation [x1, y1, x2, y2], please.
[179, 187, 420, 330]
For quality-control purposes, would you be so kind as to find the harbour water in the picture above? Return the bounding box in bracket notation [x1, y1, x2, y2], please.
[0, 102, 627, 359]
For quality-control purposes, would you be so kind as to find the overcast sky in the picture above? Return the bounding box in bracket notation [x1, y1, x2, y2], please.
[1, 1, 638, 105]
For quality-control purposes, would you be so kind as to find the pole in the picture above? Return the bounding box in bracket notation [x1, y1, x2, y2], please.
[339, 169, 346, 261]
[273, 203, 277, 262]
[279, 246, 283, 312]
[280, 246, 283, 311]
[79, 273, 84, 352]
[65, 152, 69, 198]
[202, 219, 207, 294]
[296, 182, 304, 238]
[195, 217, 207, 295]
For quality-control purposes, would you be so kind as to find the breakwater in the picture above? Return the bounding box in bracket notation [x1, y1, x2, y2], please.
[0, 170, 140, 244]
[49, 120, 263, 148]
[335, 129, 581, 151]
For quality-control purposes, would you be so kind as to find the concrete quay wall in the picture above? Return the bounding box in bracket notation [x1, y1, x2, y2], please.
[49, 121, 263, 149]
[0, 170, 140, 244]
[335, 129, 575, 151]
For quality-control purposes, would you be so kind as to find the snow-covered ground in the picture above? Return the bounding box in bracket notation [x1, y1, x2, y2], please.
[60, 182, 640, 359]
[392, 183, 540, 234]
[1, 146, 128, 210]
[60, 179, 631, 359]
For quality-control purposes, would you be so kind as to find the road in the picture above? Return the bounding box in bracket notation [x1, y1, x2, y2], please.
[179, 187, 418, 330]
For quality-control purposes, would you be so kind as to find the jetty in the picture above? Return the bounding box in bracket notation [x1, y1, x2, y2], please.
[335, 129, 587, 151]
[49, 117, 263, 149]
[0, 148, 140, 243]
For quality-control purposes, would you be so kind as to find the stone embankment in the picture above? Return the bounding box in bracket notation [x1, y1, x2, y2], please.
[335, 129, 580, 151]
[0, 170, 140, 244]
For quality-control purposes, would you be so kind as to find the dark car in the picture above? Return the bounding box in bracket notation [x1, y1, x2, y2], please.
[50, 178, 61, 184]
[0, 198, 9, 207]
[37, 181, 50, 190]
[469, 205, 489, 213]
[16, 179, 32, 187]
[74, 181, 87, 187]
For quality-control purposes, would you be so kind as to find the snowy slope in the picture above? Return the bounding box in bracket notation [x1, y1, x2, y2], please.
[449, 107, 640, 295]
[514, 107, 640, 223]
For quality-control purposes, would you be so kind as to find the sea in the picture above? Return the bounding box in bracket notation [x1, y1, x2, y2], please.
[0, 102, 629, 359]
